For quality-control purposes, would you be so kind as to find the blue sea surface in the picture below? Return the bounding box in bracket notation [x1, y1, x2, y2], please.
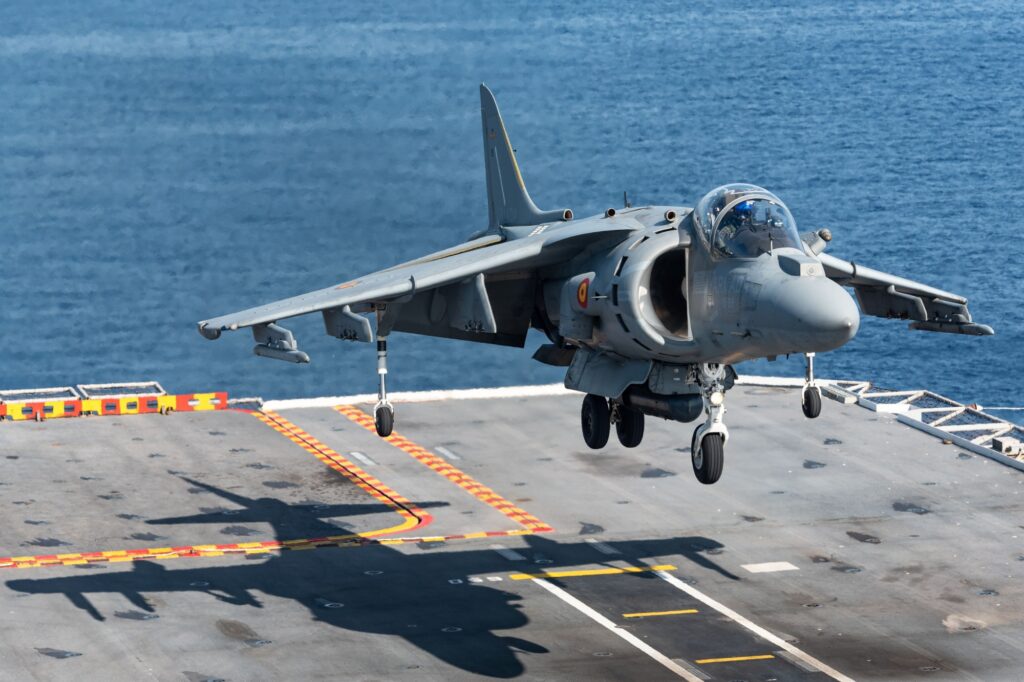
[1, 2, 1021, 413]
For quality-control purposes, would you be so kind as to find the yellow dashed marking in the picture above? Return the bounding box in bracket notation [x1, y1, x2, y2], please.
[696, 654, 776, 665]
[510, 564, 677, 580]
[622, 609, 699, 619]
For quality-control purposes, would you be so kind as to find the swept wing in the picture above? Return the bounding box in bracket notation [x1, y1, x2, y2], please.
[819, 253, 993, 335]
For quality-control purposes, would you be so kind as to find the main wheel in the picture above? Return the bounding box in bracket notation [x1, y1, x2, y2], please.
[581, 394, 610, 449]
[802, 387, 821, 419]
[692, 432, 724, 484]
[615, 405, 645, 448]
[375, 405, 394, 438]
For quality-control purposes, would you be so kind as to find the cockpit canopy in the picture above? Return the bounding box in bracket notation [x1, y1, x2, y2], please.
[694, 184, 801, 258]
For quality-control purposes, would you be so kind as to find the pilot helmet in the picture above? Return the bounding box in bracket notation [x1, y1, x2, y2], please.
[732, 200, 753, 220]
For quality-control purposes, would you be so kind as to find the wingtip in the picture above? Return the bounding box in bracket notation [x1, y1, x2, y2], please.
[197, 322, 221, 341]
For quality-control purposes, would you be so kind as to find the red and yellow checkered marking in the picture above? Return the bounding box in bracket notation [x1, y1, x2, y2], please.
[0, 408, 434, 570]
[0, 392, 227, 422]
[335, 404, 553, 533]
[254, 409, 431, 537]
[0, 404, 553, 570]
[0, 528, 547, 569]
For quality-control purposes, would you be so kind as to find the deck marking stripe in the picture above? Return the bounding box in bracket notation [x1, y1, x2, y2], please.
[434, 446, 461, 461]
[491, 544, 528, 561]
[256, 410, 428, 536]
[0, 528, 555, 569]
[741, 561, 799, 574]
[654, 570, 854, 682]
[348, 451, 377, 467]
[584, 538, 621, 555]
[623, 609, 699, 618]
[774, 649, 823, 673]
[696, 654, 776, 665]
[510, 564, 676, 580]
[531, 578, 701, 681]
[335, 404, 553, 532]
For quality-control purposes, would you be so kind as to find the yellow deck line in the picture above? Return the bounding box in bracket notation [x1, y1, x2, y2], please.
[622, 608, 699, 618]
[510, 564, 676, 581]
[696, 654, 776, 665]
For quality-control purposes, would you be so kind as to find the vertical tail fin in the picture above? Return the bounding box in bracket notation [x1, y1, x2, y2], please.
[480, 84, 571, 230]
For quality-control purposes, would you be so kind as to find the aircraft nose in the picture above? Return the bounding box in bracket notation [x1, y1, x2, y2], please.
[769, 276, 860, 352]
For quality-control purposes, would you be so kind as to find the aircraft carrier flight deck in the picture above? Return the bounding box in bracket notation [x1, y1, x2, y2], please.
[0, 381, 1021, 681]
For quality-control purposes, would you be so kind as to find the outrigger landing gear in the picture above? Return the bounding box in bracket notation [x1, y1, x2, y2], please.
[374, 332, 394, 438]
[691, 363, 729, 484]
[801, 352, 822, 419]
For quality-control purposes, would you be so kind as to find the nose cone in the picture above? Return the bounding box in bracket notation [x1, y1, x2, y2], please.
[766, 276, 860, 352]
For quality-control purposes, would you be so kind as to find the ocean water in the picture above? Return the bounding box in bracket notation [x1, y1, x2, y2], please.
[1, 1, 1021, 414]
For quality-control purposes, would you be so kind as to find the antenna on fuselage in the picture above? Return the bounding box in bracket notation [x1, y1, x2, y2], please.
[623, 191, 632, 208]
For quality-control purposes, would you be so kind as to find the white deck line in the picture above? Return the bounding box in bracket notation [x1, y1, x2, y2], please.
[531, 578, 701, 681]
[741, 561, 799, 574]
[655, 570, 854, 682]
[261, 375, 834, 411]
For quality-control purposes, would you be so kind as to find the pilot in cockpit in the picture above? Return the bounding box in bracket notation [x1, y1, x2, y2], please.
[715, 200, 754, 255]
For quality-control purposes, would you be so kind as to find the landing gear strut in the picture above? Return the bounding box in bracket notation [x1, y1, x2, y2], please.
[374, 331, 394, 438]
[691, 363, 729, 484]
[802, 352, 821, 419]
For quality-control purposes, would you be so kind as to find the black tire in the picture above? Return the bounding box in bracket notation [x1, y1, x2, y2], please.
[802, 387, 822, 419]
[692, 432, 724, 484]
[375, 405, 394, 438]
[615, 405, 645, 448]
[581, 394, 610, 449]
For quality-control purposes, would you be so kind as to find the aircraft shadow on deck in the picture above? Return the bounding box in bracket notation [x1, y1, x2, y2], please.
[6, 478, 738, 679]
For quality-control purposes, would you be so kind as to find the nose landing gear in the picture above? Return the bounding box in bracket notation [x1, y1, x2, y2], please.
[691, 363, 730, 485]
[802, 352, 822, 419]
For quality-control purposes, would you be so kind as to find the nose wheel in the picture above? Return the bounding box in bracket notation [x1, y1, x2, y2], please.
[802, 353, 821, 419]
[691, 430, 724, 484]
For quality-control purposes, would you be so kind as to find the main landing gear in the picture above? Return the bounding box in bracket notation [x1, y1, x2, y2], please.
[580, 395, 645, 449]
[802, 352, 821, 419]
[578, 362, 732, 485]
[690, 363, 729, 485]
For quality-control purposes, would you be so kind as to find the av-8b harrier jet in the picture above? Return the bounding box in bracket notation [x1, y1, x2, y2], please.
[198, 85, 992, 484]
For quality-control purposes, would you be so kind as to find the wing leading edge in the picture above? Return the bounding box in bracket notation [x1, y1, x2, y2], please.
[198, 220, 639, 359]
[819, 253, 993, 336]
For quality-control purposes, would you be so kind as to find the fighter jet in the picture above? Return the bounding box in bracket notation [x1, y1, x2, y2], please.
[198, 84, 993, 485]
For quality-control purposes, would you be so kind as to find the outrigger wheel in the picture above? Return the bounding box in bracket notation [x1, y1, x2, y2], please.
[374, 404, 394, 438]
[581, 394, 610, 449]
[802, 386, 822, 419]
[691, 429, 724, 485]
[801, 352, 822, 419]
